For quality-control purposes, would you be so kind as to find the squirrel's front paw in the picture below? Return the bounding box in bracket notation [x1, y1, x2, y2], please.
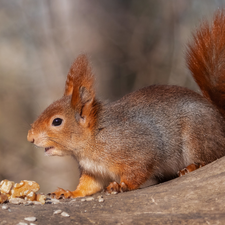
[48, 188, 75, 199]
[105, 181, 128, 194]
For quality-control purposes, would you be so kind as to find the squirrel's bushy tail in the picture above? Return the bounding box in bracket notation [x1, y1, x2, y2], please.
[187, 10, 225, 118]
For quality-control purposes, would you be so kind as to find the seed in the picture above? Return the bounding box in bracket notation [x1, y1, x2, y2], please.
[85, 197, 94, 201]
[46, 198, 60, 204]
[97, 195, 103, 199]
[53, 209, 62, 215]
[98, 198, 105, 203]
[24, 217, 37, 222]
[61, 212, 70, 217]
[24, 201, 34, 206]
[17, 222, 28, 225]
[33, 201, 42, 205]
[2, 205, 9, 210]
[9, 198, 26, 205]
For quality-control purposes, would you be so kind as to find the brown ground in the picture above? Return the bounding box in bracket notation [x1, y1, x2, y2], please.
[1, 157, 225, 225]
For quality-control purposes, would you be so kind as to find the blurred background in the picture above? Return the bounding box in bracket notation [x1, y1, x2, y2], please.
[0, 0, 224, 193]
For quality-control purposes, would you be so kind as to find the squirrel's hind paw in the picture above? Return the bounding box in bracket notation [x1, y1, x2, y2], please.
[178, 163, 205, 177]
[105, 181, 128, 194]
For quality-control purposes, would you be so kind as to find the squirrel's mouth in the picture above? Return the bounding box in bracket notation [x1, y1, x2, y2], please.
[45, 146, 54, 152]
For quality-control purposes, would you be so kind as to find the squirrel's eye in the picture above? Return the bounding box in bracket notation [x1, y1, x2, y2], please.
[52, 118, 63, 126]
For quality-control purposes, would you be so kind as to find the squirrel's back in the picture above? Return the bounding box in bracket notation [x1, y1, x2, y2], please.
[96, 85, 225, 181]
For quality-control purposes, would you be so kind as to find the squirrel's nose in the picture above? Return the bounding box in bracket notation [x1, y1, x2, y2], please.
[27, 129, 35, 143]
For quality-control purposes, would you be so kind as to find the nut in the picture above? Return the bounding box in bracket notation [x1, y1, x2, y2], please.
[36, 194, 46, 204]
[0, 193, 8, 204]
[25, 191, 36, 201]
[11, 180, 40, 198]
[0, 180, 14, 196]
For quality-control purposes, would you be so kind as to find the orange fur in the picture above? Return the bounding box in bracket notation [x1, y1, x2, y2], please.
[51, 174, 103, 198]
[187, 10, 225, 118]
[28, 10, 225, 199]
[64, 55, 94, 97]
[66, 55, 101, 130]
[178, 163, 205, 177]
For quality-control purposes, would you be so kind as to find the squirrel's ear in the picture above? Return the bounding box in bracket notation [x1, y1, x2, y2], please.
[74, 86, 95, 127]
[64, 54, 93, 97]
[66, 54, 96, 128]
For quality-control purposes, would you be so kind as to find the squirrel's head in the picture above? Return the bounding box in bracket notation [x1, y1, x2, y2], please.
[27, 54, 100, 157]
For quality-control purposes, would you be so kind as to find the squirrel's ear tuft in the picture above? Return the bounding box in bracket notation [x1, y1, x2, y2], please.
[65, 54, 97, 128]
[64, 54, 94, 97]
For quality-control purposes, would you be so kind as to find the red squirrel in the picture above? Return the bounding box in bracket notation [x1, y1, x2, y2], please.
[27, 10, 225, 198]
